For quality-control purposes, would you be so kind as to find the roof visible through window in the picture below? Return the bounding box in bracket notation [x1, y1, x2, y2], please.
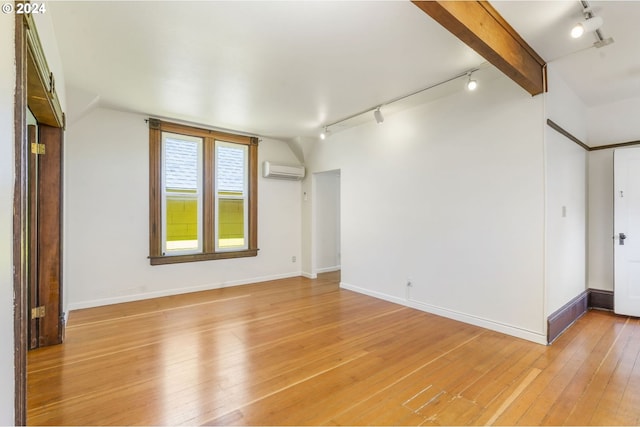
[217, 145, 244, 193]
[165, 138, 198, 190]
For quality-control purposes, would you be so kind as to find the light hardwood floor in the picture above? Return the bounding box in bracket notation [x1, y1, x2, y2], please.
[28, 272, 640, 425]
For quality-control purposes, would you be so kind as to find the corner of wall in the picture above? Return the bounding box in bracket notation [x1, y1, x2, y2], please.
[543, 61, 589, 318]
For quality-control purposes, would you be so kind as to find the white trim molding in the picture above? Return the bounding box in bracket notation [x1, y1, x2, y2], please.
[316, 265, 341, 274]
[340, 281, 547, 345]
[68, 271, 302, 311]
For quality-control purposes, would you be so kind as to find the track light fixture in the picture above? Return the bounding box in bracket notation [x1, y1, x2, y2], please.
[466, 72, 478, 91]
[373, 107, 384, 124]
[569, 1, 613, 48]
[571, 15, 603, 38]
[320, 65, 482, 136]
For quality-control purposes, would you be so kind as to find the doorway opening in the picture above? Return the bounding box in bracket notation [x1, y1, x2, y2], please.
[312, 170, 341, 278]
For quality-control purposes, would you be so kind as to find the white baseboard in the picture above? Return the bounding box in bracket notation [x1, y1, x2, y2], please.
[301, 271, 317, 279]
[340, 282, 406, 305]
[67, 271, 302, 311]
[340, 282, 547, 345]
[316, 265, 341, 274]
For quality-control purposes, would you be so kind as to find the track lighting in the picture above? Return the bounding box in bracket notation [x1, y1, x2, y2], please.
[571, 15, 603, 38]
[373, 107, 384, 124]
[320, 66, 481, 134]
[466, 72, 478, 91]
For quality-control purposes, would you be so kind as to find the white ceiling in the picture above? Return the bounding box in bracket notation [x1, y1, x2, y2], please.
[492, 0, 640, 107]
[47, 1, 640, 141]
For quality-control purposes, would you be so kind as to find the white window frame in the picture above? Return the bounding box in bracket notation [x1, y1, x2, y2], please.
[161, 132, 204, 256]
[214, 140, 249, 252]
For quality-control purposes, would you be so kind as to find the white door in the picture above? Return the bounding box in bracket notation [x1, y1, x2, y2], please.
[614, 147, 640, 316]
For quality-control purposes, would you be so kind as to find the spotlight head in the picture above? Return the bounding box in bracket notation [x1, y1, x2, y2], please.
[320, 126, 329, 140]
[571, 23, 585, 38]
[571, 16, 603, 38]
[374, 107, 384, 124]
[466, 72, 478, 91]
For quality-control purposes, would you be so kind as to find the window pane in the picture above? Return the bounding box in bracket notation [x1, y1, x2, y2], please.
[215, 142, 248, 251]
[162, 132, 203, 254]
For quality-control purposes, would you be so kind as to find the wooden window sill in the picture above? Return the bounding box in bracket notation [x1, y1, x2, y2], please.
[149, 249, 259, 266]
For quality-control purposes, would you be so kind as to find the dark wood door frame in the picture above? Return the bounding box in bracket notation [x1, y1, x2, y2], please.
[14, 11, 28, 426]
[14, 10, 66, 425]
[28, 125, 38, 350]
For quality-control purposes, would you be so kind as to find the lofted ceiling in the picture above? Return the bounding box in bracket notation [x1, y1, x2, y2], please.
[493, 0, 640, 108]
[47, 1, 639, 141]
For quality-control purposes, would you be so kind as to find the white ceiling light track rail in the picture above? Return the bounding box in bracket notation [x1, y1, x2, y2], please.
[320, 66, 481, 139]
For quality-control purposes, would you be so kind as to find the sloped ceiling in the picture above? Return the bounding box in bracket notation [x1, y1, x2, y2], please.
[493, 0, 640, 107]
[48, 1, 484, 140]
[48, 1, 639, 143]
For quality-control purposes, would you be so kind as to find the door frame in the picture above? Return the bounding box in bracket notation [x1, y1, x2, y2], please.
[14, 10, 28, 425]
[13, 10, 66, 425]
[311, 170, 341, 277]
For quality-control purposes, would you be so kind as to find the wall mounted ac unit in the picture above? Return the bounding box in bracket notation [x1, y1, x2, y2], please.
[263, 161, 305, 180]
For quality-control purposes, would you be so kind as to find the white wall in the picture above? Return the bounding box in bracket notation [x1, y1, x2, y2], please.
[0, 10, 15, 426]
[586, 97, 640, 292]
[314, 171, 341, 273]
[65, 107, 302, 309]
[303, 73, 547, 343]
[588, 98, 640, 147]
[545, 134, 587, 313]
[544, 65, 588, 315]
[588, 149, 615, 291]
[32, 12, 67, 112]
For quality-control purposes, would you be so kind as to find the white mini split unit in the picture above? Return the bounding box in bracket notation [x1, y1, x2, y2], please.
[263, 161, 305, 180]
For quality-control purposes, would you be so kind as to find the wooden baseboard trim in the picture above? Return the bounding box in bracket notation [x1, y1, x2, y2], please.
[547, 288, 616, 344]
[588, 288, 614, 311]
[547, 291, 588, 344]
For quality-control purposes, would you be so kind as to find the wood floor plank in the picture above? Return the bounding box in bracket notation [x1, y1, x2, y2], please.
[27, 272, 640, 426]
[614, 318, 640, 426]
[540, 315, 634, 425]
[588, 317, 640, 425]
[491, 310, 611, 425]
[561, 314, 636, 425]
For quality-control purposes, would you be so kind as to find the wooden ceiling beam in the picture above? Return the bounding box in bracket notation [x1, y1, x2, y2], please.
[412, 1, 547, 96]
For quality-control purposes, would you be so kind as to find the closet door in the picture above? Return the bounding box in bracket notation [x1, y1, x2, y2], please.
[28, 124, 64, 348]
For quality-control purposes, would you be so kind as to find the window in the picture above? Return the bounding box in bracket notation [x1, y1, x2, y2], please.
[215, 141, 249, 251]
[149, 119, 258, 265]
[162, 132, 203, 255]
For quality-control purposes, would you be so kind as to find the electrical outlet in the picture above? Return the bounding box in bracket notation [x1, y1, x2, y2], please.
[291, 256, 297, 263]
